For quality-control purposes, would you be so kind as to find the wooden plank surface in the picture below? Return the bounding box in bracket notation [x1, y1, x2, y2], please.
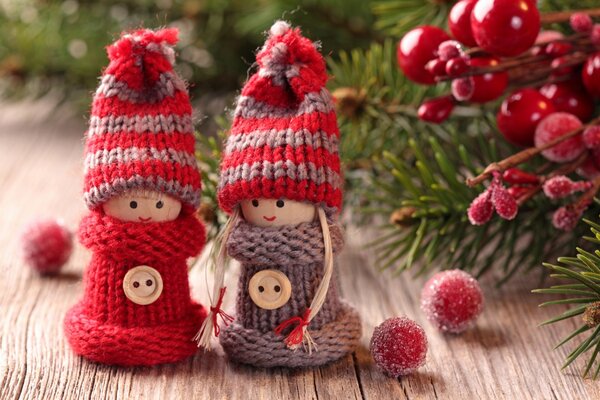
[1, 101, 600, 399]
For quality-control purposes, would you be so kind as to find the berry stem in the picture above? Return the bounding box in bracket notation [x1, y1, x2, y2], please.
[466, 117, 600, 187]
[540, 8, 600, 24]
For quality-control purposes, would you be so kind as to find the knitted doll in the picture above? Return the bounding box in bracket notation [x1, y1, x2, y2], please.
[64, 28, 207, 366]
[195, 21, 361, 368]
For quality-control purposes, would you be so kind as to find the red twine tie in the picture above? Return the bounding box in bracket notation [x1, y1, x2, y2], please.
[274, 308, 312, 347]
[210, 287, 234, 337]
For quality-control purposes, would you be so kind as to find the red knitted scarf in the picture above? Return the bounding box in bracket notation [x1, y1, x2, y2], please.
[79, 211, 205, 262]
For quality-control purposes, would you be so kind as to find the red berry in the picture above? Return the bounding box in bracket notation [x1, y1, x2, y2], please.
[468, 57, 508, 103]
[545, 41, 573, 58]
[370, 317, 428, 377]
[452, 77, 475, 101]
[491, 185, 518, 220]
[421, 270, 484, 334]
[583, 125, 600, 149]
[397, 26, 451, 84]
[535, 112, 585, 163]
[467, 190, 493, 225]
[577, 156, 600, 180]
[502, 168, 539, 185]
[425, 58, 447, 77]
[570, 12, 593, 33]
[582, 53, 600, 98]
[437, 40, 463, 61]
[449, 0, 478, 47]
[496, 88, 556, 147]
[552, 205, 583, 231]
[539, 81, 594, 122]
[445, 56, 469, 76]
[471, 0, 540, 57]
[507, 185, 532, 199]
[418, 96, 455, 123]
[543, 175, 591, 199]
[551, 56, 573, 77]
[20, 218, 73, 275]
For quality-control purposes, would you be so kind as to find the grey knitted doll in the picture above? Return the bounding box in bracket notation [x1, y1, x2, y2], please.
[195, 21, 361, 368]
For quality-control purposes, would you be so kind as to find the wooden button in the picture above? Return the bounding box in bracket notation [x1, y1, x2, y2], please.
[248, 269, 292, 310]
[123, 265, 163, 305]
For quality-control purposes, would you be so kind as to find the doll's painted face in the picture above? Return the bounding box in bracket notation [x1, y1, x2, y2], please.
[103, 190, 182, 223]
[240, 198, 316, 227]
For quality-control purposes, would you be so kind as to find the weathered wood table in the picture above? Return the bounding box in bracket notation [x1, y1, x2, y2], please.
[1, 102, 599, 399]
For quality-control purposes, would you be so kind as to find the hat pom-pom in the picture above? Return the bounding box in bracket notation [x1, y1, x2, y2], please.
[269, 20, 291, 37]
[106, 28, 178, 65]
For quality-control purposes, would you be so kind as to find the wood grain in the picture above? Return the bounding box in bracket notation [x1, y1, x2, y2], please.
[1, 101, 600, 399]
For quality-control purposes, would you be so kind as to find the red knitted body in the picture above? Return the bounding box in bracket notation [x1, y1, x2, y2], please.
[217, 22, 342, 214]
[64, 212, 206, 366]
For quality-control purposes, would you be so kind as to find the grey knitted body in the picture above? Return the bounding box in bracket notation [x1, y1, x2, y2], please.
[219, 220, 361, 368]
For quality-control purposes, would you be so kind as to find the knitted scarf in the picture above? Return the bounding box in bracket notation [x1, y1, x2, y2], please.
[79, 211, 205, 262]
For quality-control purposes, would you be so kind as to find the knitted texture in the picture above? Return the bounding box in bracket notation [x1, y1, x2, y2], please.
[218, 21, 342, 214]
[83, 28, 201, 210]
[64, 212, 206, 366]
[219, 219, 361, 368]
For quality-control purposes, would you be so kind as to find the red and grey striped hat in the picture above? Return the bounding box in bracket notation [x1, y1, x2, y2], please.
[82, 28, 201, 211]
[218, 21, 343, 214]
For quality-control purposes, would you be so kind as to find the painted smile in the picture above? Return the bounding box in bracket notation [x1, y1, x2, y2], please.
[138, 217, 152, 222]
[263, 216, 277, 222]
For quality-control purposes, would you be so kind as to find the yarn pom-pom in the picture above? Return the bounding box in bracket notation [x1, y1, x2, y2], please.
[421, 270, 484, 333]
[21, 218, 73, 275]
[370, 317, 428, 377]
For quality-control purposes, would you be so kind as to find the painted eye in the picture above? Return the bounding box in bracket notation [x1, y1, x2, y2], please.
[276, 199, 285, 208]
[252, 199, 259, 207]
[156, 200, 164, 209]
[129, 201, 138, 209]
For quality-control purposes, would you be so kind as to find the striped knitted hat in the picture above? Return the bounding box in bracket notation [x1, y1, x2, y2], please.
[218, 21, 342, 214]
[83, 28, 201, 211]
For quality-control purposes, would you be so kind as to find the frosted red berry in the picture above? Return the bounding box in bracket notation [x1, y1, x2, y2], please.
[583, 125, 600, 149]
[437, 40, 463, 61]
[471, 0, 540, 57]
[446, 56, 469, 77]
[491, 185, 518, 220]
[467, 189, 493, 225]
[577, 157, 600, 180]
[468, 57, 508, 103]
[496, 88, 556, 147]
[570, 12, 593, 33]
[543, 175, 591, 199]
[534, 112, 585, 163]
[397, 26, 451, 84]
[418, 96, 455, 123]
[582, 53, 600, 98]
[449, 0, 478, 47]
[552, 205, 583, 231]
[452, 77, 475, 101]
[21, 218, 73, 274]
[421, 270, 484, 334]
[539, 81, 594, 122]
[370, 317, 428, 377]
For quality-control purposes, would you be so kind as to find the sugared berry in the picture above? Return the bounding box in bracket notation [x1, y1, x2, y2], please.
[491, 185, 518, 220]
[437, 40, 463, 61]
[397, 26, 451, 84]
[496, 88, 556, 147]
[552, 205, 584, 231]
[468, 57, 508, 103]
[421, 270, 484, 334]
[570, 12, 593, 33]
[471, 0, 540, 57]
[452, 77, 475, 101]
[543, 175, 591, 199]
[418, 96, 455, 123]
[582, 53, 600, 98]
[583, 125, 600, 149]
[535, 112, 585, 163]
[577, 156, 600, 180]
[467, 190, 494, 225]
[539, 81, 594, 122]
[370, 317, 428, 377]
[449, 0, 478, 47]
[21, 218, 73, 275]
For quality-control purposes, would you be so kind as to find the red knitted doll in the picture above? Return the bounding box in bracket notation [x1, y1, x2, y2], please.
[64, 28, 207, 366]
[195, 21, 362, 368]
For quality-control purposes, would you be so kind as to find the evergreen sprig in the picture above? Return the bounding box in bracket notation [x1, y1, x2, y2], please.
[534, 217, 600, 378]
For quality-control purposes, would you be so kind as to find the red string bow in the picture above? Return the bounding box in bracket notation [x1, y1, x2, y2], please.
[274, 308, 312, 348]
[210, 287, 234, 337]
